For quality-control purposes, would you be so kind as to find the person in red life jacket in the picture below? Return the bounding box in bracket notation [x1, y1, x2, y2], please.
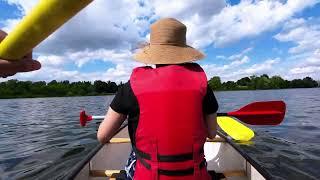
[0, 30, 41, 78]
[97, 18, 218, 180]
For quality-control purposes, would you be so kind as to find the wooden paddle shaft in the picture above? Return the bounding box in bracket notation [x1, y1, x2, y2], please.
[0, 0, 93, 60]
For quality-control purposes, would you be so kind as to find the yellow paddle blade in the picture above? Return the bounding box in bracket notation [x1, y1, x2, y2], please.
[217, 116, 254, 141]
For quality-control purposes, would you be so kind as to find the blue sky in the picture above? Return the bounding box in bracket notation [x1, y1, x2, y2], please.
[0, 0, 320, 82]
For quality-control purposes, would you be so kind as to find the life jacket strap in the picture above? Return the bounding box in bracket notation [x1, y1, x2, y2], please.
[132, 145, 204, 162]
[132, 145, 206, 176]
[137, 158, 207, 176]
[158, 160, 207, 176]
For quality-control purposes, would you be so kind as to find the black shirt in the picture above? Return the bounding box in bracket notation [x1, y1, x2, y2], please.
[110, 81, 219, 145]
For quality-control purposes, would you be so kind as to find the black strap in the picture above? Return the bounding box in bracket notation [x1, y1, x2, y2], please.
[158, 160, 207, 176]
[133, 145, 203, 162]
[132, 145, 207, 176]
[132, 146, 151, 160]
[158, 153, 193, 162]
[133, 146, 151, 169]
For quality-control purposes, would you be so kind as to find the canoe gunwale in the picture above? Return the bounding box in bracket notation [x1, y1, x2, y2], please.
[217, 131, 271, 180]
[65, 122, 128, 180]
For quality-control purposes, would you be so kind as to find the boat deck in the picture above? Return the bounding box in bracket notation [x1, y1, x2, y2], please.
[75, 127, 265, 180]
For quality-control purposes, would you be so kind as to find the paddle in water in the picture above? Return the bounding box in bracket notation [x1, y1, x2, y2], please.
[217, 116, 255, 141]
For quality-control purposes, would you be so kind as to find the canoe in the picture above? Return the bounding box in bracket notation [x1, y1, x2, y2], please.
[71, 123, 266, 180]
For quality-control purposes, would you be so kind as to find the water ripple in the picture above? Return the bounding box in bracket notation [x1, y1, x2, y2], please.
[0, 89, 319, 179]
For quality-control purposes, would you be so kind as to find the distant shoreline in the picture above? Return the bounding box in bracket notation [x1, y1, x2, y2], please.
[0, 87, 319, 100]
[1, 75, 318, 99]
[0, 93, 116, 100]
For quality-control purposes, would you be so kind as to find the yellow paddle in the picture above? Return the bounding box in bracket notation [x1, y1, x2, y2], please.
[217, 116, 255, 141]
[0, 0, 93, 60]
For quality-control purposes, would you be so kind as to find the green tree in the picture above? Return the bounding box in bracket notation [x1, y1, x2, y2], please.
[236, 77, 251, 86]
[208, 76, 222, 90]
[222, 81, 237, 90]
[249, 75, 258, 89]
[256, 76, 271, 89]
[302, 77, 318, 88]
[290, 79, 304, 88]
[270, 76, 286, 89]
[94, 80, 108, 94]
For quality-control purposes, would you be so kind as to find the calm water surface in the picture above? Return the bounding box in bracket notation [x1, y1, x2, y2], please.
[0, 88, 319, 179]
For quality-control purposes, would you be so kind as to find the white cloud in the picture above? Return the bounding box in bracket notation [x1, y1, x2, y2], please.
[3, 0, 38, 14]
[275, 18, 320, 80]
[183, 0, 318, 48]
[3, 0, 319, 53]
[66, 49, 133, 67]
[5, 61, 143, 83]
[2, 0, 151, 55]
[275, 18, 320, 54]
[1, 0, 319, 82]
[150, 0, 226, 21]
[216, 55, 226, 60]
[243, 59, 280, 75]
[203, 58, 280, 82]
[228, 47, 253, 61]
[1, 0, 151, 82]
[290, 66, 320, 74]
[1, 18, 20, 32]
[215, 47, 253, 61]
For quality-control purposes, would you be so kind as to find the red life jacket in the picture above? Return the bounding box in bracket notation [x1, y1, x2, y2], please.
[130, 64, 211, 180]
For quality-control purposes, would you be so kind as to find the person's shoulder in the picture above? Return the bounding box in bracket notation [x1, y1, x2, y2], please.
[133, 66, 153, 71]
[183, 63, 204, 72]
[131, 66, 154, 79]
[119, 81, 131, 90]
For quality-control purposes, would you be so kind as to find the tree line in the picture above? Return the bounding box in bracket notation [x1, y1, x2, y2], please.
[0, 75, 318, 99]
[0, 80, 120, 99]
[208, 74, 319, 91]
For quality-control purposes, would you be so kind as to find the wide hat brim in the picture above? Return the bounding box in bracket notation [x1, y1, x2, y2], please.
[133, 44, 205, 64]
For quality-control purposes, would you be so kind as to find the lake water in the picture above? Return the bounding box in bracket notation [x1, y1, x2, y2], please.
[0, 88, 319, 179]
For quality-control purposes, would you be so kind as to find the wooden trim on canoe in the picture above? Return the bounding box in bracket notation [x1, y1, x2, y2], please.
[90, 170, 121, 177]
[109, 138, 130, 143]
[108, 137, 226, 144]
[206, 137, 226, 142]
[223, 170, 246, 177]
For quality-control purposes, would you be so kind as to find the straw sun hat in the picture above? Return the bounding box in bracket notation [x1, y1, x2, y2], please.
[134, 18, 205, 64]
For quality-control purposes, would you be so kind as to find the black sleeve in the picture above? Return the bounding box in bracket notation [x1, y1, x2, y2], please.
[110, 81, 133, 115]
[203, 85, 219, 114]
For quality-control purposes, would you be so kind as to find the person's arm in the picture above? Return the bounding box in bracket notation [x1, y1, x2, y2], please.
[203, 85, 219, 139]
[97, 107, 127, 144]
[97, 82, 132, 144]
[0, 30, 41, 78]
[206, 113, 217, 139]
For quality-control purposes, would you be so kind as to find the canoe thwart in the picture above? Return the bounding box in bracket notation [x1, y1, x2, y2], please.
[109, 138, 131, 144]
[108, 137, 225, 144]
[223, 170, 246, 177]
[90, 170, 121, 177]
[206, 137, 226, 142]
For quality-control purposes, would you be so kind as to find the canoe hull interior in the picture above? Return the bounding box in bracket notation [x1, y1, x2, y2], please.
[75, 128, 265, 180]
